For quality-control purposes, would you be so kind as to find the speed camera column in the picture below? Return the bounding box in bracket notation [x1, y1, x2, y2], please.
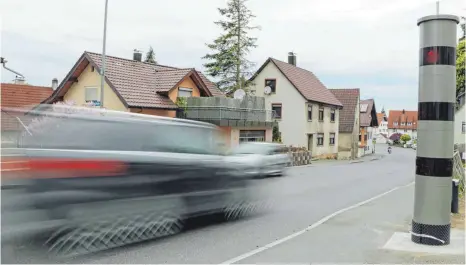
[412, 14, 459, 246]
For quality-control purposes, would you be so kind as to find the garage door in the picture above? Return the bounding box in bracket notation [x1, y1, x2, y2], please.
[239, 130, 265, 143]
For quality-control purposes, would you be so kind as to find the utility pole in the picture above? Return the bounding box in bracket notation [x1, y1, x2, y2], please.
[412, 14, 459, 246]
[100, 0, 109, 108]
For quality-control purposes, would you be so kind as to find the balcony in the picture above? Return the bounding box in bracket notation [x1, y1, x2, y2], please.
[176, 96, 275, 128]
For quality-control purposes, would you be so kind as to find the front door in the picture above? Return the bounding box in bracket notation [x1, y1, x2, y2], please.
[307, 134, 313, 152]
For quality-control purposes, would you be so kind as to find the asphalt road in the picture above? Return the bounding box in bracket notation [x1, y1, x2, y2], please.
[1, 144, 417, 264]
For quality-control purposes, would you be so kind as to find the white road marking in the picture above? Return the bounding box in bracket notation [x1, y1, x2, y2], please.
[219, 181, 415, 264]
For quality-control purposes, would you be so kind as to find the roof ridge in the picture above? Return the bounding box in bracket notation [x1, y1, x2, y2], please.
[1, 83, 53, 89]
[85, 51, 182, 69]
[156, 67, 192, 72]
[270, 57, 318, 76]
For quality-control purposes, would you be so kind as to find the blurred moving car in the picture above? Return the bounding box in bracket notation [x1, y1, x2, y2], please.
[229, 142, 291, 178]
[1, 105, 257, 256]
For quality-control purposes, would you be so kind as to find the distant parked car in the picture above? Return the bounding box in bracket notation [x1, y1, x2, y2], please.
[228, 142, 291, 178]
[412, 144, 417, 150]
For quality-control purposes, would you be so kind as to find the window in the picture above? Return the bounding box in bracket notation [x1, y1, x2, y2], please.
[85, 87, 98, 101]
[307, 105, 313, 121]
[462, 122, 465, 134]
[401, 122, 406, 126]
[393, 122, 398, 126]
[359, 133, 362, 142]
[265, 79, 277, 93]
[317, 133, 324, 146]
[178, 87, 192, 97]
[364, 134, 368, 141]
[330, 109, 336, 122]
[404, 129, 407, 132]
[318, 106, 324, 121]
[329, 133, 335, 145]
[407, 122, 412, 126]
[272, 103, 282, 119]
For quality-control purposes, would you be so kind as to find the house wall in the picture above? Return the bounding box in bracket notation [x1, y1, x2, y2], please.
[248, 61, 338, 157]
[338, 133, 354, 159]
[454, 104, 465, 145]
[63, 64, 127, 111]
[305, 103, 339, 156]
[168, 76, 201, 102]
[249, 62, 307, 148]
[337, 99, 360, 159]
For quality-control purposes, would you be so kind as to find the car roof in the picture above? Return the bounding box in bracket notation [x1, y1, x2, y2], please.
[25, 104, 218, 129]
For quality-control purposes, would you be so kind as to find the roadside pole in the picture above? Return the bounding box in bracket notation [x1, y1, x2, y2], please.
[412, 14, 459, 245]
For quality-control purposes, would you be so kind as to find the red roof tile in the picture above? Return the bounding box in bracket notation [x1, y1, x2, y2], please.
[45, 52, 224, 109]
[1, 83, 53, 131]
[376, 113, 386, 125]
[252, 58, 342, 107]
[330, 88, 360, 132]
[387, 110, 418, 129]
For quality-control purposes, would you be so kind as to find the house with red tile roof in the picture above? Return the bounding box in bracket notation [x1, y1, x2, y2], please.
[1, 82, 53, 146]
[387, 109, 418, 140]
[359, 99, 379, 156]
[330, 88, 360, 159]
[374, 108, 389, 144]
[42, 50, 273, 147]
[248, 52, 343, 157]
[43, 50, 223, 116]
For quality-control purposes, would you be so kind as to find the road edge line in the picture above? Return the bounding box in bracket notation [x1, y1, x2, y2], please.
[219, 181, 415, 264]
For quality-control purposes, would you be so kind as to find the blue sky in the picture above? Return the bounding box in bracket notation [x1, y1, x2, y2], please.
[1, 0, 463, 113]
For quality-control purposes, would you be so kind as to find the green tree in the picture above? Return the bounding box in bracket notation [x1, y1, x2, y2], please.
[400, 134, 411, 143]
[272, 123, 281, 143]
[202, 0, 259, 93]
[144, 46, 157, 64]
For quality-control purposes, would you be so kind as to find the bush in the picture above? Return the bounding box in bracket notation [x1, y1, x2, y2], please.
[389, 133, 402, 144]
[272, 123, 282, 143]
[400, 134, 411, 143]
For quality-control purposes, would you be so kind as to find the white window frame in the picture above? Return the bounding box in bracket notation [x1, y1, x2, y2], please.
[329, 133, 335, 145]
[178, 87, 193, 98]
[85, 87, 98, 101]
[318, 106, 324, 121]
[317, 133, 324, 146]
[307, 105, 313, 121]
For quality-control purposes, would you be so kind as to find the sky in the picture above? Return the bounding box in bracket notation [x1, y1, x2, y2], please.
[0, 0, 464, 113]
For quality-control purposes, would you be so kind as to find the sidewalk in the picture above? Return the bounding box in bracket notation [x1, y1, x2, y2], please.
[238, 183, 465, 264]
[308, 152, 385, 167]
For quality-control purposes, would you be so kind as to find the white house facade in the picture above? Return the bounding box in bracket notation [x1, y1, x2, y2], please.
[248, 53, 343, 157]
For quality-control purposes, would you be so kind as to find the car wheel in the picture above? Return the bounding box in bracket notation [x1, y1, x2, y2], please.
[45, 198, 185, 257]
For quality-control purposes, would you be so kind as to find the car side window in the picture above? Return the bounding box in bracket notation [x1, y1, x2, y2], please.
[142, 123, 220, 155]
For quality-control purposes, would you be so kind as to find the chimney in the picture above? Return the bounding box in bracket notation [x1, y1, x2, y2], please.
[288, 52, 296, 66]
[14, 76, 26, 85]
[133, 49, 142, 62]
[52, 78, 58, 90]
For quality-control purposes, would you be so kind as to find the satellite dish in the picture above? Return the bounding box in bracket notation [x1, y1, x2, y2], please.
[233, 89, 246, 99]
[264, 86, 272, 95]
